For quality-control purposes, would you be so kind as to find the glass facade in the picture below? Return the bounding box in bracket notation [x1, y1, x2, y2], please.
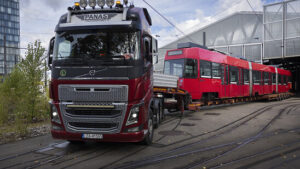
[156, 12, 264, 72]
[0, 0, 20, 75]
[264, 0, 300, 59]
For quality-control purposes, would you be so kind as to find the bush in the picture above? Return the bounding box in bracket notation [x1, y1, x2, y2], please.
[0, 40, 49, 128]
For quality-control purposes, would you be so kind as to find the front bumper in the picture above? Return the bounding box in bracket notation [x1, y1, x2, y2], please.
[51, 129, 145, 143]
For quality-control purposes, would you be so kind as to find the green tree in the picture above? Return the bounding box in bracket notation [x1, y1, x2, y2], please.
[19, 40, 47, 122]
[0, 40, 49, 126]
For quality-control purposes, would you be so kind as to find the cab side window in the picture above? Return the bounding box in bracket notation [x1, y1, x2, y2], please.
[144, 37, 152, 66]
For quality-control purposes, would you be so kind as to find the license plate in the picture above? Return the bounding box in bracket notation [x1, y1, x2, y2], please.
[82, 134, 103, 139]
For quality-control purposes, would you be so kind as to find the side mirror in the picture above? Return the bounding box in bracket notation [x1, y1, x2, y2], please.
[153, 54, 158, 64]
[47, 37, 55, 69]
[152, 38, 158, 64]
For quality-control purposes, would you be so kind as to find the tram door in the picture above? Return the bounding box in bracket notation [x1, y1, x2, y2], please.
[222, 64, 230, 97]
[239, 68, 244, 97]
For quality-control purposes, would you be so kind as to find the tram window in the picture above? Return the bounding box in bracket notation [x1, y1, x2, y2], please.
[284, 75, 288, 85]
[288, 76, 292, 83]
[272, 73, 276, 84]
[200, 60, 212, 78]
[244, 69, 249, 84]
[229, 66, 238, 83]
[269, 73, 272, 85]
[253, 71, 261, 84]
[264, 72, 269, 85]
[278, 74, 282, 85]
[212, 62, 221, 78]
[184, 59, 198, 78]
[240, 69, 244, 85]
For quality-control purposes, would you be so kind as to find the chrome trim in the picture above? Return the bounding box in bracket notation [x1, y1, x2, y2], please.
[60, 102, 127, 134]
[59, 21, 132, 27]
[58, 77, 130, 80]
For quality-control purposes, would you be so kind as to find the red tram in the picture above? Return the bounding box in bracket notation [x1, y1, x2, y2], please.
[163, 43, 292, 101]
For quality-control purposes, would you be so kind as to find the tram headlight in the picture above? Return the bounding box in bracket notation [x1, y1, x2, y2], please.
[80, 0, 88, 8]
[97, 0, 105, 8]
[89, 0, 97, 8]
[106, 0, 115, 8]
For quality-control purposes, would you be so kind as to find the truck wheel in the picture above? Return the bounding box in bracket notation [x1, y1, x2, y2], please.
[142, 110, 154, 145]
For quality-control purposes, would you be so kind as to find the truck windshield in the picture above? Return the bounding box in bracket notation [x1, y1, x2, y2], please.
[54, 30, 140, 65]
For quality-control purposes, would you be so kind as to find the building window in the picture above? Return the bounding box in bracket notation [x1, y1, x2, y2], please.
[184, 59, 198, 78]
[229, 66, 238, 83]
[212, 62, 221, 78]
[200, 60, 211, 78]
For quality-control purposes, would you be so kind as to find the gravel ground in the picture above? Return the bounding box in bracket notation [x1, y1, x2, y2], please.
[0, 123, 50, 145]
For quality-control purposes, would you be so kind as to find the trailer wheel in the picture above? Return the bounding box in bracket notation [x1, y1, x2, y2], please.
[142, 109, 154, 145]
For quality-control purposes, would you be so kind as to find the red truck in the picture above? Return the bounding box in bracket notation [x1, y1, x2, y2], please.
[47, 0, 175, 145]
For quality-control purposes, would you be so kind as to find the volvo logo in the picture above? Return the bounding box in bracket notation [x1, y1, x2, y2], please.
[89, 70, 96, 76]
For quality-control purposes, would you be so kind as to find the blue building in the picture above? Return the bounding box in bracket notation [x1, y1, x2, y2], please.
[0, 0, 20, 75]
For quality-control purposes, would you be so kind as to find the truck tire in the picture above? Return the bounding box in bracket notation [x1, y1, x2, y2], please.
[142, 109, 154, 145]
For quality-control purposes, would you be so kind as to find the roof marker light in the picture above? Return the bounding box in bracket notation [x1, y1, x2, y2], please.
[75, 2, 80, 7]
[89, 0, 97, 8]
[80, 0, 88, 8]
[97, 0, 105, 8]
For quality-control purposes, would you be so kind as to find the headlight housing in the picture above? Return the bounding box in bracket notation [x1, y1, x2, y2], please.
[97, 0, 105, 8]
[80, 0, 88, 8]
[89, 0, 97, 8]
[106, 0, 115, 8]
[126, 106, 140, 126]
[51, 104, 61, 124]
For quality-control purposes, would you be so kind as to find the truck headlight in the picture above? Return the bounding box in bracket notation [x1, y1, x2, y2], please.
[126, 106, 140, 126]
[51, 104, 61, 124]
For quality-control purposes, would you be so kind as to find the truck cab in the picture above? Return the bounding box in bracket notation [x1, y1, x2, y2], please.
[48, 1, 158, 144]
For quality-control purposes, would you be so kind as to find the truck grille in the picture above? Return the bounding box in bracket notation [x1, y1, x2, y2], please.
[60, 103, 127, 134]
[57, 84, 128, 134]
[58, 85, 128, 102]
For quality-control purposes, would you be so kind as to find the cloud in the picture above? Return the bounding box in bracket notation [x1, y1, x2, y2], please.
[155, 0, 265, 47]
[19, 0, 276, 56]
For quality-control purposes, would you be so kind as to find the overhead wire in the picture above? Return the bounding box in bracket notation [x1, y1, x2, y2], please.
[142, 0, 196, 43]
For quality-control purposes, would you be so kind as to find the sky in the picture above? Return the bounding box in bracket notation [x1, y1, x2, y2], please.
[19, 0, 281, 56]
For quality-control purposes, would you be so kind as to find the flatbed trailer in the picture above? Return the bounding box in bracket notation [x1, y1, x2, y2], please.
[153, 73, 294, 113]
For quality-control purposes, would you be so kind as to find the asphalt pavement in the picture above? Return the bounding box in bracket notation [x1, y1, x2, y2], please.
[0, 98, 299, 169]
